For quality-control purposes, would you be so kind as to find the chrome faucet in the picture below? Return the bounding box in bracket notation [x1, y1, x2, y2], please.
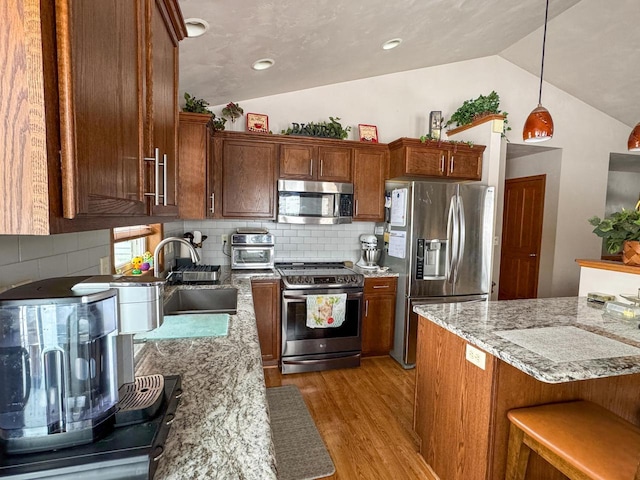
[153, 237, 200, 278]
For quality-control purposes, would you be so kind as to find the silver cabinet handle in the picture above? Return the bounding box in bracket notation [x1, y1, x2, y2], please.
[355, 200, 359, 215]
[309, 159, 313, 176]
[440, 154, 445, 173]
[450, 155, 454, 174]
[210, 193, 215, 214]
[162, 153, 168, 206]
[529, 253, 537, 257]
[320, 158, 323, 177]
[372, 285, 389, 289]
[144, 147, 161, 205]
[365, 299, 369, 317]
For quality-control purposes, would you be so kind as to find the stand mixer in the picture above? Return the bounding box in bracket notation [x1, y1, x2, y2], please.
[357, 234, 381, 269]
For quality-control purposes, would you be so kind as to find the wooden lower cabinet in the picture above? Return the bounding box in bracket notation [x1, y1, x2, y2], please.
[361, 277, 397, 356]
[414, 318, 640, 480]
[251, 279, 281, 366]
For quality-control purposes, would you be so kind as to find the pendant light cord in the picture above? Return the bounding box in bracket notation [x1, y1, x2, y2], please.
[538, 0, 550, 106]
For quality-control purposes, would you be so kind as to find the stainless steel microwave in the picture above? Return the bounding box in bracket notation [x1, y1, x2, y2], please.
[277, 180, 353, 225]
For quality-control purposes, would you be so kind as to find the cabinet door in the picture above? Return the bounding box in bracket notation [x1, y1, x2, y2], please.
[221, 140, 277, 218]
[405, 147, 446, 177]
[317, 146, 352, 182]
[447, 150, 482, 180]
[362, 294, 396, 356]
[280, 144, 314, 180]
[146, 0, 181, 216]
[362, 277, 397, 357]
[353, 148, 386, 221]
[251, 280, 281, 365]
[57, 0, 146, 218]
[177, 113, 210, 219]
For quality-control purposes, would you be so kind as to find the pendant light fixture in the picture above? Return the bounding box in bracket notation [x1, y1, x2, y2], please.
[628, 123, 640, 151]
[523, 0, 554, 143]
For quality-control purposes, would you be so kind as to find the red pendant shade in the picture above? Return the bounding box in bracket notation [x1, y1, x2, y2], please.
[628, 122, 640, 151]
[522, 0, 553, 143]
[523, 105, 554, 143]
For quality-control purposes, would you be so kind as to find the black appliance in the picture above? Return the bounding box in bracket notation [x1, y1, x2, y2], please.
[277, 262, 364, 374]
[0, 376, 181, 480]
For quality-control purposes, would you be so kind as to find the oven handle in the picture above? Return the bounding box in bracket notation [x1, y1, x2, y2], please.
[283, 292, 363, 300]
[283, 356, 360, 366]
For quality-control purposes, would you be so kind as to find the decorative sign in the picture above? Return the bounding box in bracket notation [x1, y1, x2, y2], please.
[358, 124, 378, 143]
[247, 113, 269, 133]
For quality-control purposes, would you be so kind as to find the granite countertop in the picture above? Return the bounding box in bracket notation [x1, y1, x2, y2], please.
[134, 267, 279, 480]
[351, 265, 399, 278]
[414, 297, 640, 384]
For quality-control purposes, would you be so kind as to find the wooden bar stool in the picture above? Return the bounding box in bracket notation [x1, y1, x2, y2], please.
[506, 400, 640, 480]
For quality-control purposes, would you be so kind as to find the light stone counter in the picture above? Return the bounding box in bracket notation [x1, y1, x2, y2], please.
[414, 296, 640, 384]
[351, 265, 399, 278]
[134, 267, 279, 480]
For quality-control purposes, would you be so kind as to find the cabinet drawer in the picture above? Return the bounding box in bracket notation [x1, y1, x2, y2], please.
[364, 277, 397, 294]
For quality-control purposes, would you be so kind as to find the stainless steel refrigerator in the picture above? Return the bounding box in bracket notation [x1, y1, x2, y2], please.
[380, 181, 495, 368]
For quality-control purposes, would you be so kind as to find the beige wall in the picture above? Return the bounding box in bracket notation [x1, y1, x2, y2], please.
[506, 148, 562, 298]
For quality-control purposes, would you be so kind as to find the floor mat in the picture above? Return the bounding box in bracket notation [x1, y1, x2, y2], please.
[266, 385, 335, 480]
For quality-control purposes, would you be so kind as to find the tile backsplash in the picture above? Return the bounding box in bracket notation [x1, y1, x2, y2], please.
[0, 230, 111, 291]
[0, 219, 375, 290]
[183, 219, 377, 266]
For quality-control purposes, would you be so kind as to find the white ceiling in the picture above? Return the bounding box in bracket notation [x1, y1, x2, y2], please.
[177, 0, 640, 128]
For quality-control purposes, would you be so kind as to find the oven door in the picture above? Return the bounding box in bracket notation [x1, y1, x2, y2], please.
[281, 287, 363, 358]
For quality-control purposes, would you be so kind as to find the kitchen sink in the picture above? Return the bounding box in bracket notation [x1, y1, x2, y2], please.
[164, 288, 238, 315]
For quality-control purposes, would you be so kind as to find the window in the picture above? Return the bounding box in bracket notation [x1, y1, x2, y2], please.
[111, 224, 162, 274]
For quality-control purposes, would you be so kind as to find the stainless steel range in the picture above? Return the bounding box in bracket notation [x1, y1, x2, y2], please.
[277, 262, 364, 374]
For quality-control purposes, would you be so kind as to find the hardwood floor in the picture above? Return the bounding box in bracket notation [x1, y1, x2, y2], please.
[264, 356, 437, 480]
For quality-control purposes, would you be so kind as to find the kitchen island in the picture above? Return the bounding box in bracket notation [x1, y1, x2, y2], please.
[134, 268, 280, 480]
[413, 297, 640, 480]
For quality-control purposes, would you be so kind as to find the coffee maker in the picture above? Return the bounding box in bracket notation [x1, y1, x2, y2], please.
[0, 275, 180, 479]
[356, 234, 381, 269]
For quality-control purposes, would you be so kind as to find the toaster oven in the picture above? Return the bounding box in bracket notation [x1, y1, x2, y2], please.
[231, 232, 275, 270]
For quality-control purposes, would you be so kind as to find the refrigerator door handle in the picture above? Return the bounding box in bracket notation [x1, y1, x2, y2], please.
[447, 194, 458, 283]
[454, 193, 466, 284]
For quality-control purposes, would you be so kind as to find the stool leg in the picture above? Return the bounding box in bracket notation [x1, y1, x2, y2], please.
[505, 423, 531, 480]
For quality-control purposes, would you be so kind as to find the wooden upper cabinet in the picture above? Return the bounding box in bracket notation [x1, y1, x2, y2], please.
[0, 0, 185, 234]
[212, 133, 278, 219]
[317, 146, 352, 182]
[280, 143, 352, 182]
[145, 0, 185, 216]
[177, 113, 211, 219]
[388, 138, 485, 181]
[57, 0, 146, 218]
[353, 146, 388, 221]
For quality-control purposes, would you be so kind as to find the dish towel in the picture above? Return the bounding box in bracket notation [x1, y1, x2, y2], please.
[306, 294, 347, 328]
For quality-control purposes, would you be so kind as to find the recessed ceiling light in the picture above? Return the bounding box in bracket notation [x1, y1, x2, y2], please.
[184, 18, 209, 38]
[252, 58, 275, 71]
[382, 38, 403, 50]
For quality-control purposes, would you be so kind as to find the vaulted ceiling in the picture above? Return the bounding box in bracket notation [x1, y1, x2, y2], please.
[177, 0, 640, 128]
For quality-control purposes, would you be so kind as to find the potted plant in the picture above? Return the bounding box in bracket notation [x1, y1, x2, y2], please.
[183, 92, 210, 113]
[221, 102, 244, 123]
[445, 91, 511, 137]
[588, 209, 640, 265]
[182, 92, 226, 131]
